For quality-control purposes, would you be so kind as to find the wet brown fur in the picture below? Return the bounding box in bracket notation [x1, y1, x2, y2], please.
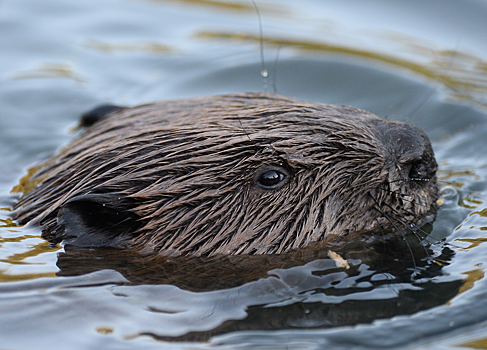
[13, 92, 438, 256]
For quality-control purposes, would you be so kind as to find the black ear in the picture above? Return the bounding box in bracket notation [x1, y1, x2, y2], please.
[57, 194, 141, 248]
[80, 104, 124, 127]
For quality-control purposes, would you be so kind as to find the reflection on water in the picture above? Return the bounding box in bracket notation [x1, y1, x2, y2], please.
[196, 31, 487, 107]
[11, 63, 86, 83]
[0, 230, 465, 343]
[81, 39, 173, 54]
[148, 0, 256, 12]
[0, 226, 61, 281]
[54, 232, 447, 290]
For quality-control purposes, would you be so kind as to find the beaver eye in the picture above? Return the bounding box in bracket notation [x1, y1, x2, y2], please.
[257, 169, 287, 189]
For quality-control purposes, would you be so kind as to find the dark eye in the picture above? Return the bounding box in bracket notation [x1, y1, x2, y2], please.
[257, 169, 287, 189]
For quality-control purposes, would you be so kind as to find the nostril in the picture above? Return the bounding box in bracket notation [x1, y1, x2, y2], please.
[408, 159, 426, 180]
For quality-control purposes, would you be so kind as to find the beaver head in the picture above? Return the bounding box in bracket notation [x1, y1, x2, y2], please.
[14, 92, 438, 256]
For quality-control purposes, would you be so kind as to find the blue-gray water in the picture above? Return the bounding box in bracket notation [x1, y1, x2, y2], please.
[1, 0, 487, 349]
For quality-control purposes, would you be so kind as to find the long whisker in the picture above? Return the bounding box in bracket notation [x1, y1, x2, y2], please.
[379, 199, 432, 258]
[251, 0, 268, 91]
[375, 206, 418, 272]
[272, 44, 282, 94]
[379, 200, 436, 241]
[404, 88, 438, 122]
[236, 114, 252, 142]
[380, 200, 462, 249]
[380, 209, 431, 260]
[377, 187, 431, 222]
[369, 195, 418, 271]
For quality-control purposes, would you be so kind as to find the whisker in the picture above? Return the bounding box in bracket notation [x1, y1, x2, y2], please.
[387, 178, 433, 184]
[272, 44, 282, 94]
[236, 114, 252, 142]
[374, 204, 418, 272]
[251, 0, 268, 91]
[380, 200, 432, 258]
[379, 200, 462, 249]
[404, 87, 438, 122]
[382, 211, 431, 259]
[378, 184, 434, 210]
[369, 194, 418, 271]
[380, 200, 435, 241]
[107, 216, 134, 230]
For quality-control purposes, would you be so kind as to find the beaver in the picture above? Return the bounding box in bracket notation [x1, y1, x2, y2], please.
[13, 92, 438, 256]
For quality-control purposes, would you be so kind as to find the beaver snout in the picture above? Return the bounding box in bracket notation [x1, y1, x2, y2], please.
[373, 120, 437, 183]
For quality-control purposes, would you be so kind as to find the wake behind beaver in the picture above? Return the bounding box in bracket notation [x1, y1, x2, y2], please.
[13, 92, 439, 256]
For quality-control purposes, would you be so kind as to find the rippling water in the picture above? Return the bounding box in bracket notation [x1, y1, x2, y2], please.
[1, 0, 487, 349]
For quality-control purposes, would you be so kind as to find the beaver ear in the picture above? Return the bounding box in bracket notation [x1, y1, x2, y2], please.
[57, 194, 140, 248]
[80, 104, 124, 127]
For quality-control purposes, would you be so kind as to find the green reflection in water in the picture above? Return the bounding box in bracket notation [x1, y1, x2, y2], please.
[0, 239, 60, 266]
[439, 168, 482, 185]
[96, 327, 114, 335]
[471, 208, 487, 217]
[11, 164, 45, 197]
[0, 235, 39, 245]
[0, 271, 58, 282]
[148, 0, 254, 11]
[0, 218, 18, 228]
[456, 237, 487, 250]
[461, 338, 487, 349]
[82, 39, 173, 54]
[196, 31, 487, 107]
[0, 233, 61, 281]
[457, 268, 485, 296]
[10, 63, 85, 83]
[461, 197, 483, 210]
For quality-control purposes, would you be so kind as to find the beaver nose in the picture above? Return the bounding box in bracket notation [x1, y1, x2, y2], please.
[374, 120, 437, 181]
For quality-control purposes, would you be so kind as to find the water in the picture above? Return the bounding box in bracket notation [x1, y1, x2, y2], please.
[1, 0, 487, 349]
